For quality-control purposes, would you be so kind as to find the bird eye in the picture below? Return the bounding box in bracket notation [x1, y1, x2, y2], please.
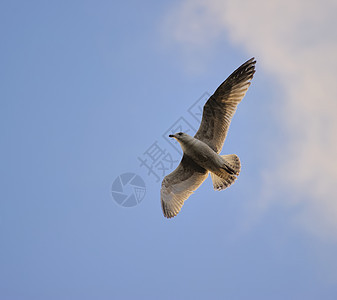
[178, 132, 182, 136]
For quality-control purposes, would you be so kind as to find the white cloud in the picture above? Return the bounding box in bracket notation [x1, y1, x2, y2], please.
[162, 0, 337, 238]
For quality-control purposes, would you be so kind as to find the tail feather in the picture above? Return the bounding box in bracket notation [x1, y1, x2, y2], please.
[211, 154, 241, 191]
[222, 154, 241, 175]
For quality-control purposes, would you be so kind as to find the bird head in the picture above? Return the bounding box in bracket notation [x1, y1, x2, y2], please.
[168, 132, 191, 143]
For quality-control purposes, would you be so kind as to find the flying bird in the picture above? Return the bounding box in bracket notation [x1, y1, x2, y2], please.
[161, 58, 256, 218]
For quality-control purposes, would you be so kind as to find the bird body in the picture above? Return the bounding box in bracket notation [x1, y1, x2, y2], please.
[171, 132, 236, 176]
[161, 58, 256, 218]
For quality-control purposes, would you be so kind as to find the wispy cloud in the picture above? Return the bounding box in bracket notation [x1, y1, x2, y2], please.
[161, 0, 337, 239]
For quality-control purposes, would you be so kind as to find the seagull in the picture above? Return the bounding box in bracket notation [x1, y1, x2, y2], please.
[161, 58, 256, 218]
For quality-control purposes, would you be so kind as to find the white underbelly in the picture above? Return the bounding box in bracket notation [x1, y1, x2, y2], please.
[183, 139, 222, 172]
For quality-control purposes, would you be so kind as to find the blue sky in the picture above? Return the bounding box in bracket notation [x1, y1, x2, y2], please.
[1, 0, 337, 299]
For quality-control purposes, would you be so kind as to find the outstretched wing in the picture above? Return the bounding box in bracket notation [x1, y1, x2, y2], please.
[194, 58, 256, 153]
[161, 155, 208, 218]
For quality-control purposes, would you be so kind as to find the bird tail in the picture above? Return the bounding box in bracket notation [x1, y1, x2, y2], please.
[211, 154, 241, 191]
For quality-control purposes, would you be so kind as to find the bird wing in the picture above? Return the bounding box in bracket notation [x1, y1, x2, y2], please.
[194, 58, 256, 153]
[161, 155, 208, 218]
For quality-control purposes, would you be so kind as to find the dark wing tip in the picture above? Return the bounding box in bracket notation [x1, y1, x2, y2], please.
[231, 57, 257, 82]
[241, 57, 256, 73]
[242, 57, 257, 73]
[246, 57, 256, 64]
[213, 57, 257, 97]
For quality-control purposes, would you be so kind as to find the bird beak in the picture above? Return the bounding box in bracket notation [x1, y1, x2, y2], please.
[169, 134, 174, 138]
